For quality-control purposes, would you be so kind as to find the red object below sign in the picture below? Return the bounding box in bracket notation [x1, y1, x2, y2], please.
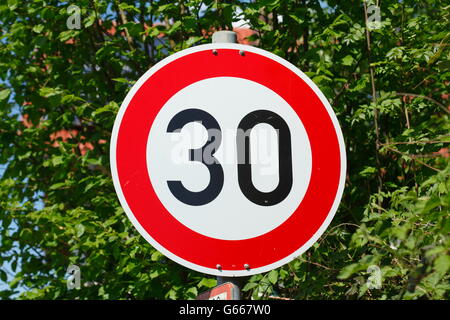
[197, 282, 240, 300]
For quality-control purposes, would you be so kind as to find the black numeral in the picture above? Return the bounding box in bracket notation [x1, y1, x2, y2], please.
[167, 109, 293, 207]
[236, 110, 293, 206]
[166, 108, 224, 206]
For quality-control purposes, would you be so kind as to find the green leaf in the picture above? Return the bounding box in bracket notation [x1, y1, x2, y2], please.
[267, 269, 278, 285]
[84, 13, 96, 28]
[242, 281, 258, 292]
[19, 228, 33, 241]
[0, 270, 7, 282]
[58, 30, 80, 42]
[75, 223, 85, 237]
[289, 14, 304, 25]
[49, 182, 66, 190]
[337, 263, 361, 279]
[342, 55, 354, 66]
[434, 255, 450, 276]
[185, 286, 198, 299]
[151, 251, 163, 261]
[51, 156, 64, 167]
[118, 3, 140, 14]
[157, 3, 175, 13]
[32, 24, 44, 33]
[39, 87, 62, 98]
[61, 94, 84, 104]
[111, 78, 136, 85]
[92, 101, 119, 117]
[198, 278, 216, 288]
[359, 166, 377, 177]
[185, 36, 204, 48]
[7, 0, 18, 10]
[9, 276, 22, 289]
[167, 21, 182, 35]
[0, 89, 11, 101]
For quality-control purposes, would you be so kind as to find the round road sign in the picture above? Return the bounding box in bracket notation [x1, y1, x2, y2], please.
[110, 43, 346, 276]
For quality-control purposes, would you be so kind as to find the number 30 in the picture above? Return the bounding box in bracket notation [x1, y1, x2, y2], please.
[166, 108, 293, 207]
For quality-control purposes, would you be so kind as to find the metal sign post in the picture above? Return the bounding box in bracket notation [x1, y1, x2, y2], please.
[211, 30, 244, 300]
[211, 30, 238, 44]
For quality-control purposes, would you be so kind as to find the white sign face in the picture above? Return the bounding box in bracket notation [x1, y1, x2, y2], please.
[147, 77, 312, 240]
[111, 43, 346, 276]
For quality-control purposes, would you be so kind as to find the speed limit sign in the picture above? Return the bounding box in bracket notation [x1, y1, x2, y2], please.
[110, 43, 346, 276]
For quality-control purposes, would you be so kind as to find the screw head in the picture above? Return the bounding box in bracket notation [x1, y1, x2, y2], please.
[244, 263, 250, 270]
[239, 50, 245, 56]
[212, 49, 218, 55]
[216, 264, 222, 270]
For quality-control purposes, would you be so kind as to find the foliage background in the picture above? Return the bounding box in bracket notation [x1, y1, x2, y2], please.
[0, 0, 449, 300]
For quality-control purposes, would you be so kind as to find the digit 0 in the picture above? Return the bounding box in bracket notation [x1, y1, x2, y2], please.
[237, 110, 293, 206]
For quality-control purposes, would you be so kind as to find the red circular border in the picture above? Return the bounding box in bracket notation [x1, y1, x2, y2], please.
[115, 48, 341, 271]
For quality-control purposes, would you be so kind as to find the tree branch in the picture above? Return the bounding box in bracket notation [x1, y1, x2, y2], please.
[364, 1, 383, 211]
[396, 92, 450, 115]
